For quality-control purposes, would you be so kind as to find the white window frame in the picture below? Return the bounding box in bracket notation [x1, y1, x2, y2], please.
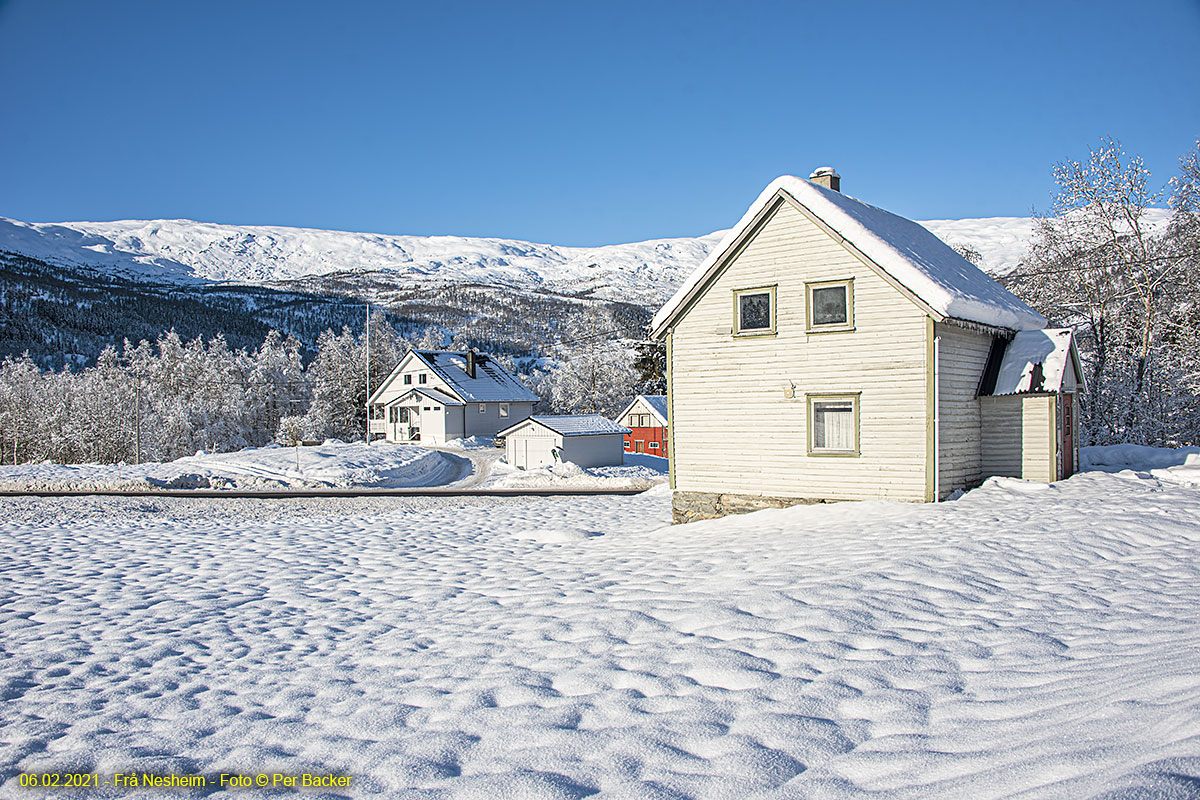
[807, 393, 861, 456]
[403, 374, 412, 385]
[806, 278, 855, 333]
[418, 373, 428, 384]
[649, 441, 660, 449]
[478, 403, 487, 414]
[733, 285, 777, 336]
[499, 403, 509, 418]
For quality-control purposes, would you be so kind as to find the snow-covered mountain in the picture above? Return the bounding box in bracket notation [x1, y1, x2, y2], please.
[0, 217, 725, 307]
[0, 213, 1081, 308]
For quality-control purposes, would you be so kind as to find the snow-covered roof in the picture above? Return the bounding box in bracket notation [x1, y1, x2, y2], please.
[388, 387, 464, 407]
[651, 176, 1047, 336]
[617, 395, 668, 427]
[501, 415, 632, 438]
[985, 328, 1083, 396]
[391, 350, 538, 404]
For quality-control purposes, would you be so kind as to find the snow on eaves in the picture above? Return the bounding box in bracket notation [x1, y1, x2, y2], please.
[392, 387, 464, 407]
[618, 395, 668, 426]
[513, 415, 632, 437]
[652, 176, 1047, 335]
[641, 395, 669, 426]
[416, 350, 539, 404]
[989, 328, 1077, 395]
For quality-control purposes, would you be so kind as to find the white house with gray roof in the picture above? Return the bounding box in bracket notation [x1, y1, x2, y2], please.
[498, 415, 631, 469]
[367, 349, 538, 444]
[652, 169, 1080, 522]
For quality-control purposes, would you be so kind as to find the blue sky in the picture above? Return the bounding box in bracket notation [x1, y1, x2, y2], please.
[1, 0, 1197, 245]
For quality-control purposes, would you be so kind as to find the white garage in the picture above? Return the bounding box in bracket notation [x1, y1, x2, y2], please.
[499, 415, 632, 470]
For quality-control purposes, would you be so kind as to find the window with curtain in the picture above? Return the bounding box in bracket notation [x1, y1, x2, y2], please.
[809, 395, 858, 453]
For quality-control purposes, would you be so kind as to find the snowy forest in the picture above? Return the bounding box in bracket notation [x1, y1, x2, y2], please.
[1004, 138, 1200, 447]
[1, 138, 1197, 465]
[0, 303, 661, 465]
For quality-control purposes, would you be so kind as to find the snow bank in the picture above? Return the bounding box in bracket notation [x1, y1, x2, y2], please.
[0, 441, 465, 491]
[3, 467, 1199, 798]
[1081, 443, 1200, 471]
[438, 435, 498, 450]
[1081, 444, 1200, 488]
[484, 452, 668, 490]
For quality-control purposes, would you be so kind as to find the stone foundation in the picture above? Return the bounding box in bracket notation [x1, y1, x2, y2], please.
[671, 490, 831, 524]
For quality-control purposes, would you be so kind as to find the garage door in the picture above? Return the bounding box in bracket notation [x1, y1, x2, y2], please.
[523, 438, 557, 469]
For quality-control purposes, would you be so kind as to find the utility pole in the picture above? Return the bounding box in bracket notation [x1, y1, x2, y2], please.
[135, 374, 142, 465]
[365, 303, 371, 446]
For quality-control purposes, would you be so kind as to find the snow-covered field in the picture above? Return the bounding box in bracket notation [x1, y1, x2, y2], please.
[2, 449, 1199, 798]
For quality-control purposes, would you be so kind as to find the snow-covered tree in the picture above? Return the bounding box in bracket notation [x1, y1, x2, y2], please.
[1006, 138, 1199, 446]
[302, 316, 408, 441]
[631, 339, 666, 396]
[541, 306, 638, 417]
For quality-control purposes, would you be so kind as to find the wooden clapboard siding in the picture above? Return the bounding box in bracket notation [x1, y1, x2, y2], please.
[1023, 395, 1057, 483]
[669, 199, 930, 502]
[980, 396, 1022, 478]
[980, 394, 1055, 482]
[934, 321, 993, 494]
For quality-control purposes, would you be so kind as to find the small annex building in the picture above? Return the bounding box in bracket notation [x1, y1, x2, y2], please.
[499, 415, 631, 470]
[617, 395, 669, 457]
[979, 328, 1086, 482]
[367, 349, 538, 445]
[651, 168, 1081, 522]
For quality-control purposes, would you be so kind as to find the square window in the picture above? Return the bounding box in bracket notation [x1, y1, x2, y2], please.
[808, 394, 859, 455]
[807, 280, 854, 331]
[499, 403, 509, 418]
[733, 286, 776, 335]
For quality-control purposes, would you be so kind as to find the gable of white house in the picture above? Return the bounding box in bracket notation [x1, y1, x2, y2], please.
[619, 395, 668, 429]
[369, 350, 465, 408]
[667, 194, 936, 503]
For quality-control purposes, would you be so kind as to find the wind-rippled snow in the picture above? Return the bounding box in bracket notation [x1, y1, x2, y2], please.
[2, 467, 1200, 799]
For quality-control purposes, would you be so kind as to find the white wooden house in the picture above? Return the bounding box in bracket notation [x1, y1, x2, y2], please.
[651, 168, 1082, 523]
[367, 350, 537, 445]
[498, 415, 630, 469]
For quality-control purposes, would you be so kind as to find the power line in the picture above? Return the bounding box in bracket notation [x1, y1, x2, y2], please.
[1004, 249, 1200, 279]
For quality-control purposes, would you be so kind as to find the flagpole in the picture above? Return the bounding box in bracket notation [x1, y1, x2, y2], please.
[365, 303, 371, 446]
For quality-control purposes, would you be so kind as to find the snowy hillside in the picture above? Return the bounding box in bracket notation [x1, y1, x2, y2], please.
[4, 211, 1173, 308]
[0, 217, 724, 307]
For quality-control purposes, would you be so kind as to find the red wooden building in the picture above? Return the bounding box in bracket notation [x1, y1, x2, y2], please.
[617, 395, 669, 458]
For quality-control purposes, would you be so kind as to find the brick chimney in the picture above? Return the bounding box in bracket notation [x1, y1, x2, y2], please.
[809, 166, 841, 192]
[465, 350, 476, 379]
